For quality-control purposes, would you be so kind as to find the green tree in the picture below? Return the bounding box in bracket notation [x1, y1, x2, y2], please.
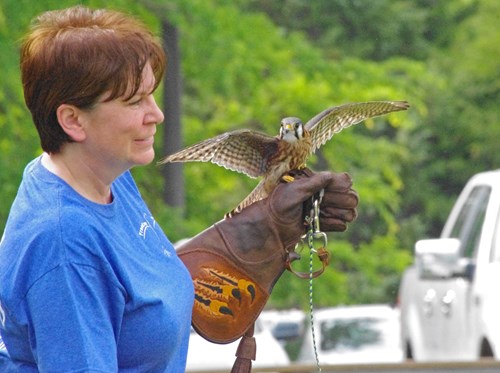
[146, 0, 429, 307]
[398, 0, 500, 241]
[7, 0, 481, 308]
[245, 0, 499, 247]
[245, 0, 478, 61]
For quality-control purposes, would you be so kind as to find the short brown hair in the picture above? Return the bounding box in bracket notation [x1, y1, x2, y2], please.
[20, 5, 166, 153]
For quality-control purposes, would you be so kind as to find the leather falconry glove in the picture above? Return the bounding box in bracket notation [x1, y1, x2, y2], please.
[176, 169, 358, 372]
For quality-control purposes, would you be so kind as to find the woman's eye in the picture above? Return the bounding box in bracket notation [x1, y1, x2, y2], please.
[126, 95, 143, 105]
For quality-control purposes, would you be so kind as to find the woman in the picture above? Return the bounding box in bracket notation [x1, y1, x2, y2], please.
[0, 5, 358, 372]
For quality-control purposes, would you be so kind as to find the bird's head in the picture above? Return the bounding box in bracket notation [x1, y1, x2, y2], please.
[280, 117, 304, 143]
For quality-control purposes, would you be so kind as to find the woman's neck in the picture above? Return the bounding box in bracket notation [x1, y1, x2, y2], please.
[41, 151, 114, 204]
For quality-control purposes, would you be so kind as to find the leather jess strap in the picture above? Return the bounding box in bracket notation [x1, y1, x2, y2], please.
[285, 247, 330, 279]
[285, 190, 331, 279]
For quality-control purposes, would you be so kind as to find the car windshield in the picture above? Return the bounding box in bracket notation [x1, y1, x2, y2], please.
[320, 317, 388, 352]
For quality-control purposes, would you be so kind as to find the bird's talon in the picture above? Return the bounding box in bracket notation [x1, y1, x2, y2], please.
[281, 175, 295, 183]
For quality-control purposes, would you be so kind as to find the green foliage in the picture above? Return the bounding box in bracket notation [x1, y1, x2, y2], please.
[246, 0, 479, 61]
[0, 0, 40, 226]
[143, 1, 425, 308]
[397, 0, 500, 239]
[1, 0, 497, 309]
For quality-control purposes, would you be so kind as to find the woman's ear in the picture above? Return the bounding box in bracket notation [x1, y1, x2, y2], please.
[56, 104, 86, 142]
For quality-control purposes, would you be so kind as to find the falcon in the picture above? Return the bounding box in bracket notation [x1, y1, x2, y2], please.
[160, 100, 409, 215]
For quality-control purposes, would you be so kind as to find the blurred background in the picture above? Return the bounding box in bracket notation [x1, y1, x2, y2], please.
[1, 0, 498, 352]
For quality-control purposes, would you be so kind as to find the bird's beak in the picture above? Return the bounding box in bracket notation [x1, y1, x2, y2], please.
[284, 123, 294, 132]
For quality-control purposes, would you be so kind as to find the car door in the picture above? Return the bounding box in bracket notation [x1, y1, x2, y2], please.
[470, 183, 500, 359]
[438, 185, 491, 359]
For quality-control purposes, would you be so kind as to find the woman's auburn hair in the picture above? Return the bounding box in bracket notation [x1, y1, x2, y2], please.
[21, 5, 166, 153]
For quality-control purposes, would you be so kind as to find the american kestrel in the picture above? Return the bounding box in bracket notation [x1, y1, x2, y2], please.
[160, 100, 409, 214]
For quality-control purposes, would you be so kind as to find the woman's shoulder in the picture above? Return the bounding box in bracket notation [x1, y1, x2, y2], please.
[114, 170, 141, 197]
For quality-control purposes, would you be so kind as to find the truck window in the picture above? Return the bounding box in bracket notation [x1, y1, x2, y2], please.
[449, 186, 491, 259]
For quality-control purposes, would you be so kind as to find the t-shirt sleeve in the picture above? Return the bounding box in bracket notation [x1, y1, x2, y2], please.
[25, 262, 125, 371]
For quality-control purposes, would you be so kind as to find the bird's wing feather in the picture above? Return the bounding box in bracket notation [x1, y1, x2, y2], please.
[305, 100, 409, 153]
[159, 129, 279, 178]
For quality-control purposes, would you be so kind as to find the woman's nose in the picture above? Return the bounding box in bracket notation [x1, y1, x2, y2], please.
[147, 95, 164, 125]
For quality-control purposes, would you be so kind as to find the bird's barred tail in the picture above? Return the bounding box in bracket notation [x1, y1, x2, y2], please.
[224, 181, 268, 219]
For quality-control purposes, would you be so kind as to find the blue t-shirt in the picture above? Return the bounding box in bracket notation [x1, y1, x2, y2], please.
[0, 157, 194, 372]
[0, 334, 16, 372]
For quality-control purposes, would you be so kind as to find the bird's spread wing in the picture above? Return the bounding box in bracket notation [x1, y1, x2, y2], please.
[159, 129, 279, 178]
[305, 100, 409, 153]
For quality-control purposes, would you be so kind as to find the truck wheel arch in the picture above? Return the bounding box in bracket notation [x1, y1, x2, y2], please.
[480, 338, 494, 358]
[405, 340, 414, 360]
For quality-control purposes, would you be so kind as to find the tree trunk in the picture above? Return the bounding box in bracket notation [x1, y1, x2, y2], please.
[161, 20, 185, 213]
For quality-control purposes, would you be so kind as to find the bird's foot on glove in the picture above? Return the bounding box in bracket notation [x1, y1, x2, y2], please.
[280, 167, 310, 183]
[280, 175, 295, 183]
[281, 168, 310, 183]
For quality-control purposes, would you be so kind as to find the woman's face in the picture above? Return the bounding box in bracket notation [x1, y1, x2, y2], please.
[78, 63, 164, 174]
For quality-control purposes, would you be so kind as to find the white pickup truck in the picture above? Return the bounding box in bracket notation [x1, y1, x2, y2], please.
[399, 169, 500, 361]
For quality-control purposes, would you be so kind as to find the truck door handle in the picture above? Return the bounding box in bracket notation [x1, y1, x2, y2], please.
[441, 289, 456, 317]
[423, 288, 436, 317]
[474, 294, 481, 307]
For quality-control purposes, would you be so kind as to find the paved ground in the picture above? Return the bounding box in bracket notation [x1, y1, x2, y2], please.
[248, 361, 500, 373]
